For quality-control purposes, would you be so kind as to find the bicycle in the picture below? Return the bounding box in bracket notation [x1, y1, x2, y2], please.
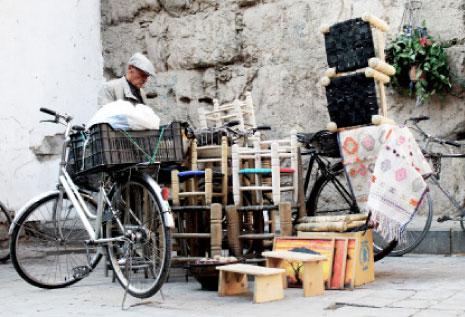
[9, 107, 173, 299]
[0, 201, 11, 263]
[297, 129, 433, 260]
[375, 116, 465, 247]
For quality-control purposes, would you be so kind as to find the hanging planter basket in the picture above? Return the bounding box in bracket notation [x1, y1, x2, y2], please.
[386, 27, 452, 103]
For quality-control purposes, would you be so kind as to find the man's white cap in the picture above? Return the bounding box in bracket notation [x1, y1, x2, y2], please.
[128, 53, 155, 76]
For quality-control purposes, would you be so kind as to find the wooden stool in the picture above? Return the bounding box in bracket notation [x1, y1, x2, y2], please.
[262, 250, 326, 297]
[216, 263, 285, 303]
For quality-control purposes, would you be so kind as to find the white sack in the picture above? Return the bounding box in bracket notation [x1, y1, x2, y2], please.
[87, 100, 160, 130]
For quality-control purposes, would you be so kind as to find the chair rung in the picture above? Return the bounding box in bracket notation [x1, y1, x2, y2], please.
[197, 158, 222, 163]
[179, 192, 206, 196]
[172, 233, 211, 239]
[239, 233, 275, 240]
[280, 186, 295, 191]
[240, 186, 273, 191]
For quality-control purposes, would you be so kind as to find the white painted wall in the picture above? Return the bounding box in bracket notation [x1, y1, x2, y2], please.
[0, 0, 103, 210]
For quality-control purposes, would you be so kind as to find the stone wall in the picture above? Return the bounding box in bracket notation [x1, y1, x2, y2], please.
[101, 0, 465, 214]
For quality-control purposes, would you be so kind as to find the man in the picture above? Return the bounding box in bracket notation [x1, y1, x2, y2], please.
[98, 52, 155, 106]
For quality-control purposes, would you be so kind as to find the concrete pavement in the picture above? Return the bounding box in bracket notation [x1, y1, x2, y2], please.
[1, 255, 465, 316]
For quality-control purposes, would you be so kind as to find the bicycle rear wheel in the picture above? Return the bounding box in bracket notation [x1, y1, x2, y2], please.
[306, 162, 398, 261]
[373, 191, 433, 256]
[10, 192, 101, 288]
[0, 202, 11, 263]
[106, 173, 171, 298]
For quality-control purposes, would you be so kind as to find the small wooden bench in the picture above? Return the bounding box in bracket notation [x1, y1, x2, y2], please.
[216, 263, 285, 303]
[262, 250, 326, 297]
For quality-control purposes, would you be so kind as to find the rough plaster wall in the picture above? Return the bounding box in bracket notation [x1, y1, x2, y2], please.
[0, 0, 103, 210]
[102, 0, 465, 215]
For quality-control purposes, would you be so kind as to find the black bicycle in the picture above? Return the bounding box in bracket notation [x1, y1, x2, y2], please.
[0, 201, 11, 263]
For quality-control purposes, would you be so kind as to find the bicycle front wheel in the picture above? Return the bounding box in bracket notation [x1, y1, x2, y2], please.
[0, 202, 11, 263]
[106, 173, 171, 298]
[10, 192, 101, 289]
[373, 191, 433, 257]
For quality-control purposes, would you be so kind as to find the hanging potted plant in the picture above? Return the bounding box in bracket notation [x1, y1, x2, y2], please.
[386, 26, 452, 104]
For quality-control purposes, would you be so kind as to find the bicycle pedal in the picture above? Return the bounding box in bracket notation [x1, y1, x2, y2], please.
[72, 266, 91, 279]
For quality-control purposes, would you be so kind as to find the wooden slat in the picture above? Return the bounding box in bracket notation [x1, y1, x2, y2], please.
[262, 250, 326, 262]
[239, 233, 275, 240]
[178, 192, 206, 196]
[217, 263, 284, 276]
[171, 256, 203, 263]
[172, 233, 211, 239]
[240, 186, 273, 191]
[197, 158, 222, 163]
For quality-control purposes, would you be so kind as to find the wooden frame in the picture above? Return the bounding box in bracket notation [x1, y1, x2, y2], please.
[198, 91, 257, 132]
[273, 237, 336, 288]
[231, 131, 300, 207]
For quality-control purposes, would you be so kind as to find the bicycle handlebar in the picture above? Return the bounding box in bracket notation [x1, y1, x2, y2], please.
[40, 107, 57, 116]
[444, 140, 461, 147]
[39, 107, 73, 123]
[405, 116, 430, 124]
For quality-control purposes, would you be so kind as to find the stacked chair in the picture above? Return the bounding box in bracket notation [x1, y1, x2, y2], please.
[319, 13, 396, 131]
[198, 91, 257, 137]
[170, 92, 258, 262]
[227, 131, 303, 258]
[297, 14, 397, 234]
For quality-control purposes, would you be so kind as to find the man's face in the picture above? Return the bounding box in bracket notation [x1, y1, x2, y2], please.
[127, 65, 150, 88]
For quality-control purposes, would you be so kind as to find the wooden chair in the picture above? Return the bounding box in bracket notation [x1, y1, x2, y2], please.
[170, 137, 229, 260]
[198, 92, 257, 133]
[319, 14, 396, 131]
[231, 132, 299, 207]
[226, 132, 300, 257]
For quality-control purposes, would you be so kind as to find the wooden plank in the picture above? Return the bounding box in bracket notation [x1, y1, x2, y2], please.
[217, 263, 285, 276]
[254, 274, 284, 303]
[329, 239, 348, 289]
[302, 261, 325, 297]
[240, 186, 273, 191]
[172, 233, 211, 239]
[262, 250, 326, 262]
[218, 271, 248, 296]
[226, 205, 242, 257]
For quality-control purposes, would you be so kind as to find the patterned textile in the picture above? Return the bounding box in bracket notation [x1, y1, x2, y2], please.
[339, 124, 432, 242]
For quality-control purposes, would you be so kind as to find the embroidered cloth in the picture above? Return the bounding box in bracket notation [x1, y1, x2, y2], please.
[338, 124, 432, 241]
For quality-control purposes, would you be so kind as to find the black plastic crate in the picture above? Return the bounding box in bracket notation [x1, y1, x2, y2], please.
[67, 132, 87, 176]
[79, 122, 186, 175]
[324, 18, 375, 73]
[194, 128, 232, 146]
[325, 72, 378, 128]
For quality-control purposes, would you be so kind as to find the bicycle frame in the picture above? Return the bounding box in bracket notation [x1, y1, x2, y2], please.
[302, 149, 357, 211]
[10, 113, 175, 242]
[408, 118, 465, 221]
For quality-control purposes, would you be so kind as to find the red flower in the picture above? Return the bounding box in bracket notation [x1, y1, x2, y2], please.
[419, 37, 428, 47]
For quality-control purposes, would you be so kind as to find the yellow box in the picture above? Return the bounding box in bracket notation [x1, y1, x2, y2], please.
[297, 229, 374, 287]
